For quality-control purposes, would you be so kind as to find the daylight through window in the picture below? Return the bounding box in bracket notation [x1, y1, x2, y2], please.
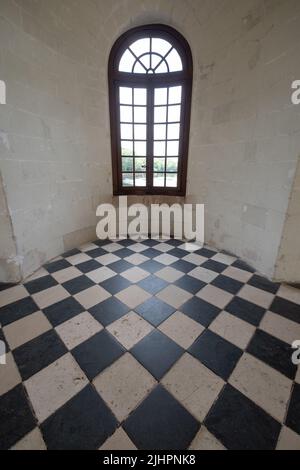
[108, 25, 193, 195]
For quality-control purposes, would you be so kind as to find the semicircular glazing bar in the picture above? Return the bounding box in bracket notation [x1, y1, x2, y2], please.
[153, 46, 173, 72]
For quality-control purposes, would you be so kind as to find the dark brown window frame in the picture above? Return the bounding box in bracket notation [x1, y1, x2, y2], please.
[108, 24, 193, 196]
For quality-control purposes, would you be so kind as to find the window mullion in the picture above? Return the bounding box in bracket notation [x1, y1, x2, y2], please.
[146, 85, 154, 193]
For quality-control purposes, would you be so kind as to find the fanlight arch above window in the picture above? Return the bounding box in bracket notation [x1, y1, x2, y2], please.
[119, 37, 183, 74]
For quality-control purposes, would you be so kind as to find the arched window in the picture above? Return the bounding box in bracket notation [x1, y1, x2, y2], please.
[108, 24, 193, 196]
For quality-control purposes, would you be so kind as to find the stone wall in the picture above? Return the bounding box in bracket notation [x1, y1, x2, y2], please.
[185, 0, 300, 278]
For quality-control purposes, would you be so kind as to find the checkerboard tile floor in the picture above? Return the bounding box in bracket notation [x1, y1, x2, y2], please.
[1, 238, 300, 450]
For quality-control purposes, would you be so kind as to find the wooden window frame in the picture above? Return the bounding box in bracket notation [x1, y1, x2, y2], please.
[108, 24, 193, 196]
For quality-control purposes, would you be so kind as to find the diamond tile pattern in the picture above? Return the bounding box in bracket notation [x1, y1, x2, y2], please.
[0, 238, 299, 450]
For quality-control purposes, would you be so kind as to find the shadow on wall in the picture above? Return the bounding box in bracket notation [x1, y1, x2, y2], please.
[0, 171, 21, 283]
[275, 155, 300, 284]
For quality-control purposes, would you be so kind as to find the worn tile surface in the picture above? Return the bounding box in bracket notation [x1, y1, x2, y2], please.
[0, 238, 299, 449]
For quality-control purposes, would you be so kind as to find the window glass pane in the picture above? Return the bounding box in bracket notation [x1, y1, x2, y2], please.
[120, 106, 132, 122]
[154, 106, 167, 123]
[154, 141, 165, 156]
[166, 157, 178, 172]
[130, 38, 150, 57]
[151, 54, 161, 69]
[154, 124, 166, 140]
[134, 106, 147, 123]
[121, 141, 133, 156]
[134, 88, 147, 105]
[122, 157, 133, 171]
[167, 140, 179, 156]
[135, 158, 146, 171]
[166, 48, 183, 72]
[152, 38, 172, 56]
[119, 87, 132, 104]
[155, 61, 168, 73]
[133, 61, 146, 73]
[114, 31, 191, 194]
[154, 88, 167, 105]
[134, 124, 146, 140]
[121, 124, 133, 139]
[154, 158, 165, 172]
[168, 105, 181, 122]
[134, 141, 146, 156]
[122, 173, 134, 186]
[166, 173, 178, 187]
[135, 173, 146, 186]
[167, 123, 180, 139]
[119, 50, 135, 72]
[169, 86, 182, 104]
[140, 54, 150, 70]
[153, 173, 165, 187]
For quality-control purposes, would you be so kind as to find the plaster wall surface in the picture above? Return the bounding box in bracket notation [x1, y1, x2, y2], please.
[0, 0, 299, 280]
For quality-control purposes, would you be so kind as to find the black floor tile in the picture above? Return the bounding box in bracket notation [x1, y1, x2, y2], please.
[142, 248, 162, 259]
[201, 260, 227, 273]
[135, 297, 175, 326]
[89, 297, 129, 326]
[131, 330, 183, 380]
[109, 260, 133, 273]
[189, 330, 242, 380]
[163, 238, 183, 246]
[62, 275, 95, 295]
[232, 259, 255, 273]
[138, 260, 165, 274]
[117, 238, 136, 247]
[13, 330, 67, 380]
[174, 276, 206, 294]
[93, 239, 111, 247]
[171, 260, 195, 274]
[225, 297, 265, 326]
[181, 297, 221, 327]
[24, 275, 58, 295]
[77, 259, 101, 274]
[247, 274, 280, 294]
[194, 247, 216, 258]
[116, 248, 136, 258]
[269, 296, 300, 324]
[62, 248, 81, 258]
[0, 328, 9, 352]
[167, 248, 187, 258]
[72, 330, 125, 380]
[123, 385, 199, 450]
[205, 384, 281, 450]
[138, 275, 168, 294]
[285, 383, 300, 435]
[43, 297, 85, 327]
[100, 275, 131, 294]
[41, 385, 117, 449]
[0, 282, 16, 291]
[0, 296, 39, 326]
[211, 275, 243, 295]
[85, 247, 107, 258]
[247, 329, 297, 380]
[0, 385, 37, 450]
[45, 259, 71, 273]
[141, 239, 160, 247]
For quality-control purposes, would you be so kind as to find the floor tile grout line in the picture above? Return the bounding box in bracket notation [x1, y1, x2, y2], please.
[1, 239, 300, 450]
